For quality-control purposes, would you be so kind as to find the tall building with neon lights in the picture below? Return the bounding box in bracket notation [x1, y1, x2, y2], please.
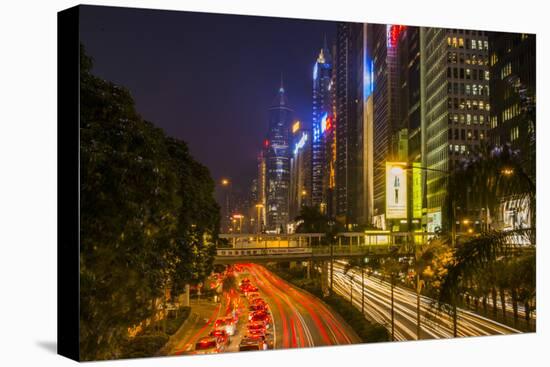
[312, 37, 334, 212]
[265, 80, 293, 232]
[289, 121, 312, 225]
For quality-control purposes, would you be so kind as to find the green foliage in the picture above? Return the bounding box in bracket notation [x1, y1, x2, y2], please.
[79, 44, 219, 360]
[165, 307, 191, 335]
[222, 274, 237, 293]
[119, 334, 169, 359]
[294, 206, 343, 245]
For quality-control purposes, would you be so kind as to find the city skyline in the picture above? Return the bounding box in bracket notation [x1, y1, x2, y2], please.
[79, 5, 336, 193]
[70, 4, 536, 360]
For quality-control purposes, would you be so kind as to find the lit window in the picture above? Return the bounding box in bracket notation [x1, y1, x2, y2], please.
[471, 39, 477, 49]
[501, 62, 512, 79]
[458, 38, 464, 48]
[484, 70, 490, 80]
[484, 40, 489, 50]
[510, 126, 519, 141]
[466, 114, 472, 125]
[478, 40, 483, 50]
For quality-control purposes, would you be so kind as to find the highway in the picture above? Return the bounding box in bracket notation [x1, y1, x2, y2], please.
[330, 262, 520, 341]
[246, 263, 361, 348]
[170, 263, 360, 355]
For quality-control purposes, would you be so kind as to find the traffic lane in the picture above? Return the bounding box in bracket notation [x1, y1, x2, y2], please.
[246, 263, 360, 348]
[333, 264, 516, 339]
[331, 263, 519, 341]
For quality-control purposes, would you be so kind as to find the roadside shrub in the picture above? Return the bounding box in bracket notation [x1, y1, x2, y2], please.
[120, 334, 169, 359]
[165, 307, 191, 335]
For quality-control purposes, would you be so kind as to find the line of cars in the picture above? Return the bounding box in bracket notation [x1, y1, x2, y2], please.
[238, 278, 274, 352]
[192, 314, 238, 355]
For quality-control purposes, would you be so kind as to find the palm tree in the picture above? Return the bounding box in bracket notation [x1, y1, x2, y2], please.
[437, 229, 533, 332]
[410, 241, 442, 340]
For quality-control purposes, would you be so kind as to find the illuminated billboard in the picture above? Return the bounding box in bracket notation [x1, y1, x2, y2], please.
[386, 162, 407, 219]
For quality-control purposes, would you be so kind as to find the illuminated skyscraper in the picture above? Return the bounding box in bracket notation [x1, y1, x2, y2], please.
[312, 37, 334, 212]
[265, 80, 293, 232]
[488, 32, 535, 181]
[371, 24, 405, 229]
[334, 23, 374, 227]
[420, 28, 490, 231]
[289, 120, 312, 225]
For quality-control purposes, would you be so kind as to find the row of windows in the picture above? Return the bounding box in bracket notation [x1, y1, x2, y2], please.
[447, 37, 488, 51]
[447, 82, 490, 96]
[448, 113, 487, 125]
[446, 29, 486, 36]
[510, 126, 519, 141]
[447, 98, 490, 111]
[449, 144, 468, 154]
[447, 67, 489, 81]
[447, 52, 489, 66]
[501, 62, 512, 79]
[502, 104, 520, 123]
[449, 128, 485, 141]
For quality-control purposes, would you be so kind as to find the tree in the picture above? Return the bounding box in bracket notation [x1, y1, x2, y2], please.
[379, 251, 407, 341]
[79, 44, 219, 360]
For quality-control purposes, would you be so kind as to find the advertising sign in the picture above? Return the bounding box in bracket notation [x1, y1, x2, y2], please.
[386, 162, 407, 219]
[412, 162, 422, 219]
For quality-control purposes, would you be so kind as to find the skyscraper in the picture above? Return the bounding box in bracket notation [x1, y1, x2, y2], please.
[488, 32, 535, 180]
[420, 28, 490, 231]
[371, 24, 405, 229]
[265, 81, 293, 232]
[397, 26, 424, 229]
[289, 120, 312, 226]
[312, 37, 334, 212]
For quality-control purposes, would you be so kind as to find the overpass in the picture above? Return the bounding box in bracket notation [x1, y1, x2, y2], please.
[214, 231, 437, 264]
[214, 230, 534, 264]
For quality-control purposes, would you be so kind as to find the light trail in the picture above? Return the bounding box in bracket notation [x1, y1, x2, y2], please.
[330, 262, 520, 341]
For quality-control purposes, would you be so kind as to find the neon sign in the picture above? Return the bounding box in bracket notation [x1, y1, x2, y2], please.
[294, 133, 308, 156]
[320, 112, 328, 133]
[387, 25, 406, 48]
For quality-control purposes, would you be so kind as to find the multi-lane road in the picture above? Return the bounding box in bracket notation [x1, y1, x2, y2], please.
[247, 263, 360, 348]
[171, 263, 360, 355]
[330, 261, 520, 341]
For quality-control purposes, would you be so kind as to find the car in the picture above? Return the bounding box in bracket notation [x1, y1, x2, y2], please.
[214, 317, 237, 336]
[249, 310, 271, 322]
[249, 314, 271, 328]
[209, 329, 230, 345]
[247, 292, 260, 301]
[240, 278, 251, 286]
[249, 303, 266, 312]
[239, 336, 267, 351]
[247, 321, 267, 333]
[193, 336, 224, 354]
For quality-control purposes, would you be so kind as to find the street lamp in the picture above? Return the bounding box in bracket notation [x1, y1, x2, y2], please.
[233, 214, 244, 234]
[255, 204, 264, 247]
[220, 178, 232, 233]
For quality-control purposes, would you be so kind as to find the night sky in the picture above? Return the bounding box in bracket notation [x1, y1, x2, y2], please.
[79, 5, 336, 198]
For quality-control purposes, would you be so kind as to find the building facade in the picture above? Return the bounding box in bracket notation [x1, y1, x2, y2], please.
[312, 38, 334, 212]
[488, 32, 535, 180]
[420, 28, 490, 231]
[289, 121, 312, 227]
[265, 83, 293, 232]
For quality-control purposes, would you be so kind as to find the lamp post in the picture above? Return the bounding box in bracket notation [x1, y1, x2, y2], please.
[221, 178, 232, 232]
[255, 204, 264, 249]
[233, 214, 244, 234]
